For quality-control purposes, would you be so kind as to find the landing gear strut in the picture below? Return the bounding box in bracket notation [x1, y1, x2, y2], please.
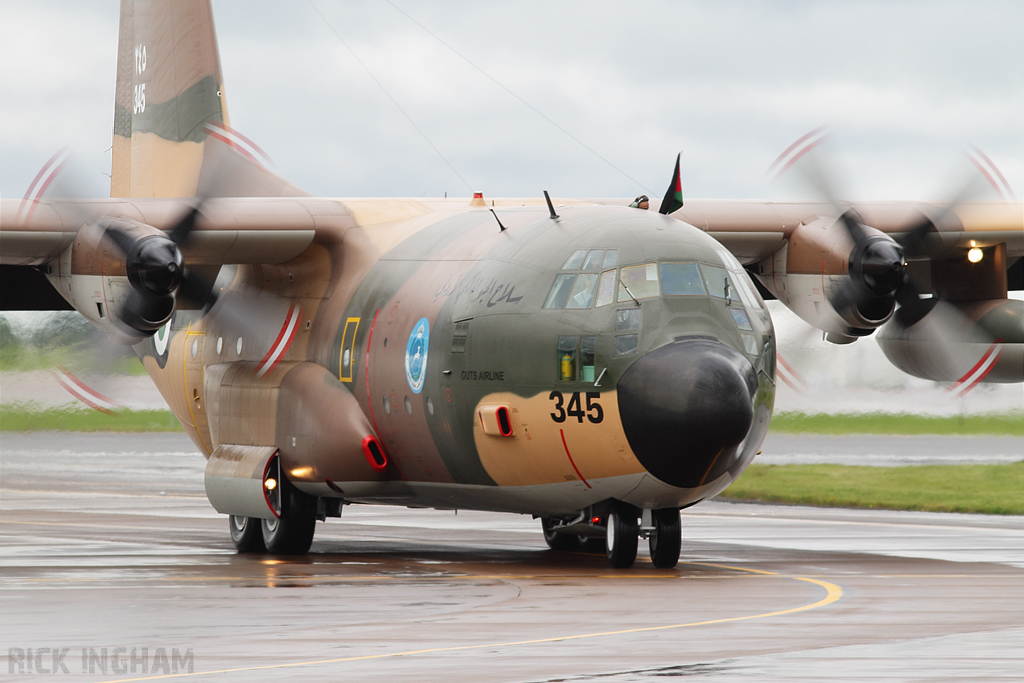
[541, 516, 577, 551]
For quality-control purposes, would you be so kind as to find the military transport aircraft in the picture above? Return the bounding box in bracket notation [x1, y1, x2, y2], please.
[1, 0, 1021, 569]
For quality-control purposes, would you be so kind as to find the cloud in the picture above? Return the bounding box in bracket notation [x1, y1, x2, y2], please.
[1, 0, 1020, 201]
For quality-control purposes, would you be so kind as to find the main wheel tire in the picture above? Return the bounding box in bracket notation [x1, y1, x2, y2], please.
[649, 508, 682, 569]
[606, 503, 639, 568]
[261, 479, 316, 555]
[541, 517, 576, 551]
[229, 515, 266, 553]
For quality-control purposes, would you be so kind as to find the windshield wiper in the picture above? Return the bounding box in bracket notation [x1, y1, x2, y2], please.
[619, 279, 641, 307]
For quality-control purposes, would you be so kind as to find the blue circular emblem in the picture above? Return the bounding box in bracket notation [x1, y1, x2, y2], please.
[405, 317, 429, 394]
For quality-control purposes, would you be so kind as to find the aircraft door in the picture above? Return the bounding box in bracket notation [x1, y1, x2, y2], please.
[184, 331, 212, 454]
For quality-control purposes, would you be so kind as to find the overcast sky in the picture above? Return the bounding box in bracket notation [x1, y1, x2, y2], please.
[2, 0, 1022, 202]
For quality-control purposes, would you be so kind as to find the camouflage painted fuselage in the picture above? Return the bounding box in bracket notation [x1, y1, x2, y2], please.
[140, 203, 775, 516]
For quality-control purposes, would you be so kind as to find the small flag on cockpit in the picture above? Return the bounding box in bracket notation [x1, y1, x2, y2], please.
[659, 152, 683, 215]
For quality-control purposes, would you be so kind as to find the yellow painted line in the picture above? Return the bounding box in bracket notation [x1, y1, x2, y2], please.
[94, 566, 844, 683]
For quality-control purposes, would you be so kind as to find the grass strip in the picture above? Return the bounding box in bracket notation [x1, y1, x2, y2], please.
[722, 461, 1024, 515]
[770, 411, 1024, 436]
[0, 404, 183, 433]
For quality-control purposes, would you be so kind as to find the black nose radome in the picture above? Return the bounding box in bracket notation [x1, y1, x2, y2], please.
[617, 339, 758, 489]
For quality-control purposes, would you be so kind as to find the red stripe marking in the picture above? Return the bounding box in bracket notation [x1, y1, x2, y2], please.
[22, 156, 71, 225]
[262, 454, 281, 518]
[970, 146, 1014, 199]
[267, 313, 299, 374]
[776, 353, 806, 386]
[53, 370, 116, 415]
[22, 149, 63, 201]
[209, 121, 271, 163]
[258, 303, 298, 368]
[950, 343, 1002, 396]
[949, 342, 999, 389]
[774, 134, 829, 181]
[955, 349, 1002, 396]
[559, 429, 591, 489]
[57, 367, 116, 405]
[966, 154, 1008, 202]
[775, 370, 802, 392]
[205, 129, 263, 167]
[766, 126, 827, 177]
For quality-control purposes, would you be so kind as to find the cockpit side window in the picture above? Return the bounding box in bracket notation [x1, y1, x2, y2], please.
[566, 273, 599, 309]
[543, 274, 576, 309]
[546, 248, 618, 310]
[698, 263, 735, 301]
[561, 249, 588, 270]
[581, 250, 604, 272]
[595, 270, 616, 307]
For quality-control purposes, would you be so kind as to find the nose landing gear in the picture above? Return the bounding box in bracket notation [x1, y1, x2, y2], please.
[541, 502, 682, 569]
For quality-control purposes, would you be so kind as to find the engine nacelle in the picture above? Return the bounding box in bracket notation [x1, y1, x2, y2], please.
[750, 216, 897, 341]
[877, 298, 1024, 383]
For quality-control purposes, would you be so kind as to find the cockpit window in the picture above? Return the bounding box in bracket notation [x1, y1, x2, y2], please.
[595, 270, 616, 307]
[618, 263, 659, 301]
[730, 309, 753, 331]
[543, 274, 576, 309]
[566, 273, 598, 309]
[602, 249, 619, 269]
[581, 250, 604, 272]
[660, 263, 706, 296]
[561, 249, 588, 270]
[730, 270, 761, 309]
[699, 263, 735, 301]
[616, 308, 641, 331]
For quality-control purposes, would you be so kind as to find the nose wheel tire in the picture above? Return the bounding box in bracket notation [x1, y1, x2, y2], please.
[606, 503, 639, 568]
[261, 478, 317, 554]
[649, 508, 682, 569]
[228, 515, 266, 553]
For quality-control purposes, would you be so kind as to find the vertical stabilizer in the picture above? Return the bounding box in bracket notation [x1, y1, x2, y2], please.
[111, 0, 306, 198]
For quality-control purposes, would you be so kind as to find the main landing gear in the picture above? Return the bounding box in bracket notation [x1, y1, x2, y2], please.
[542, 502, 682, 569]
[228, 475, 318, 555]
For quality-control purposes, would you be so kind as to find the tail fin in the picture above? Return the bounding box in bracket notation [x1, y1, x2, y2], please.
[111, 0, 305, 198]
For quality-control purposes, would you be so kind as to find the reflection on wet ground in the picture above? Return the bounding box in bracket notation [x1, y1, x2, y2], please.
[1, 432, 1023, 681]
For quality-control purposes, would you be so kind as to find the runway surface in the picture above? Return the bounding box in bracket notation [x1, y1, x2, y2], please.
[2, 432, 1023, 681]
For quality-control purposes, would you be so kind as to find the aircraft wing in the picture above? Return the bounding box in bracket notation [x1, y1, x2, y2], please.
[672, 199, 1024, 265]
[0, 198, 333, 267]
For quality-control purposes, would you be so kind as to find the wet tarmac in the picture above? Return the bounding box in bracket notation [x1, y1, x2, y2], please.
[1, 433, 1023, 681]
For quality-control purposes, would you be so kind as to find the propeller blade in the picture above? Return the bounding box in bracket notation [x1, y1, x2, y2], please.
[895, 215, 937, 259]
[177, 269, 219, 309]
[838, 209, 869, 248]
[168, 204, 203, 246]
[100, 220, 137, 257]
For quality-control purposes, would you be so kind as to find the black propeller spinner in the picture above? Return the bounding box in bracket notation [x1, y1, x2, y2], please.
[828, 209, 935, 328]
[102, 206, 217, 339]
